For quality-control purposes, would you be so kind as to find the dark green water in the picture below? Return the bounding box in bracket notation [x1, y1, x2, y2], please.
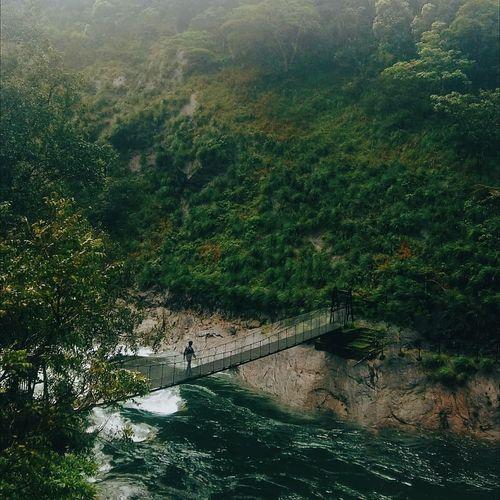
[92, 374, 499, 499]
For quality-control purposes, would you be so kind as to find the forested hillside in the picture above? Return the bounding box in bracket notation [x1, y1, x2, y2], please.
[3, 0, 499, 341]
[0, 2, 498, 493]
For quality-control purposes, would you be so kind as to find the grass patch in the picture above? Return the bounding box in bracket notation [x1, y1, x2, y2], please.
[451, 356, 476, 374]
[432, 366, 459, 386]
[421, 353, 448, 369]
[421, 353, 498, 386]
[317, 327, 386, 360]
[478, 357, 496, 373]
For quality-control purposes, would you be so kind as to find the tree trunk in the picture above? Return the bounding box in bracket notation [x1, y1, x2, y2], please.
[42, 363, 49, 400]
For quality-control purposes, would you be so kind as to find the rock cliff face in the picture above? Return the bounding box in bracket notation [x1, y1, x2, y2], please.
[135, 303, 259, 355]
[238, 345, 500, 441]
[136, 303, 500, 441]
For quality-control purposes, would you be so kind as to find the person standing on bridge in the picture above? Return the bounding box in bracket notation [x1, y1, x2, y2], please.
[183, 341, 196, 376]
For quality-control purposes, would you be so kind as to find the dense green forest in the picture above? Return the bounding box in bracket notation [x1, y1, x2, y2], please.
[1, 0, 499, 496]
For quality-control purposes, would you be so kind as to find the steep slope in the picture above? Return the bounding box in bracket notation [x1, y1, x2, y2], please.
[103, 66, 498, 351]
[3, 0, 498, 346]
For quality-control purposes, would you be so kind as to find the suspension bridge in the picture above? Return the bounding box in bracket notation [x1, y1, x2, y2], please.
[122, 290, 354, 392]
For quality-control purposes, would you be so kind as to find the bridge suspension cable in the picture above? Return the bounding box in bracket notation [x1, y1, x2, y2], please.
[122, 293, 353, 392]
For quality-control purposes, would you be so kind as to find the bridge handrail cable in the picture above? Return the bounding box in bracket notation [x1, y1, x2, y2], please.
[127, 307, 331, 366]
[124, 304, 349, 383]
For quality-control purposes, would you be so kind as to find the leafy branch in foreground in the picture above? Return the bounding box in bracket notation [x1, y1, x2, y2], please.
[0, 198, 147, 498]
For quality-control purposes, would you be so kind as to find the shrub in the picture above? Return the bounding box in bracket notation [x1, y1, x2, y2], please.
[433, 366, 459, 386]
[421, 353, 448, 369]
[451, 356, 477, 374]
[478, 357, 496, 373]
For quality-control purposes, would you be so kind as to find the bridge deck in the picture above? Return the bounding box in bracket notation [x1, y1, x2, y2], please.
[123, 307, 348, 391]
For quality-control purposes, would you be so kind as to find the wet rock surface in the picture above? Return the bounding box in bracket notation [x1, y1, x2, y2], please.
[238, 346, 500, 441]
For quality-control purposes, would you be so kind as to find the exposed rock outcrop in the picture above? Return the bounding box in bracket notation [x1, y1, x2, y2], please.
[135, 303, 245, 355]
[180, 92, 198, 117]
[238, 346, 500, 441]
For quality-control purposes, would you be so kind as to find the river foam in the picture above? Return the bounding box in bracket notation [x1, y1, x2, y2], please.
[123, 387, 183, 415]
[89, 407, 158, 442]
[89, 387, 182, 441]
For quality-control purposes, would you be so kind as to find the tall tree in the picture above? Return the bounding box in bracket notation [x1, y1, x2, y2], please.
[373, 0, 414, 59]
[222, 0, 321, 73]
[0, 42, 145, 497]
[0, 46, 114, 217]
[315, 0, 376, 71]
[383, 23, 472, 95]
[431, 89, 500, 158]
[447, 0, 499, 88]
[0, 198, 148, 496]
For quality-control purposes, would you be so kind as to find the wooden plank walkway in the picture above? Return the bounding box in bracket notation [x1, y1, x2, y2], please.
[123, 306, 349, 391]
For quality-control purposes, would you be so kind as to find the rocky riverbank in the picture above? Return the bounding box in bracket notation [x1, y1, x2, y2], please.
[238, 346, 500, 441]
[135, 302, 500, 441]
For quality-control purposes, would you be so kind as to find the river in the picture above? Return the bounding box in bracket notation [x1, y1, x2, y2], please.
[90, 373, 499, 499]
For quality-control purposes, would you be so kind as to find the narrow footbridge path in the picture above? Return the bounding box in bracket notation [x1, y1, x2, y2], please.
[123, 297, 353, 392]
